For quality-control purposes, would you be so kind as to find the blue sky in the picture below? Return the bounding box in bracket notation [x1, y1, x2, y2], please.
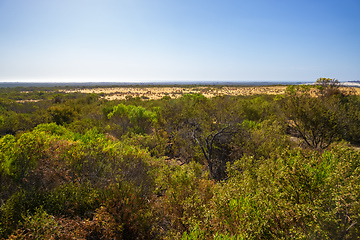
[0, 0, 359, 82]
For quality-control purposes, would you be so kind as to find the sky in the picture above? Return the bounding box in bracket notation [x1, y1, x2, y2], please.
[0, 0, 359, 83]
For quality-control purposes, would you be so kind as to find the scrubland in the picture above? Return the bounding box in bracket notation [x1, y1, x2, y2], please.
[1, 79, 360, 239]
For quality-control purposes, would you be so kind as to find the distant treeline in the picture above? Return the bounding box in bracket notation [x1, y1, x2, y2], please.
[0, 81, 309, 88]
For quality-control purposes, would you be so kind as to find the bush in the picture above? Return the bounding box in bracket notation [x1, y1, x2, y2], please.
[282, 85, 346, 149]
[209, 143, 360, 239]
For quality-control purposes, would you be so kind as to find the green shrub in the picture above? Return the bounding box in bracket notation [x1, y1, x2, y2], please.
[108, 103, 158, 134]
[9, 207, 60, 239]
[211, 143, 360, 239]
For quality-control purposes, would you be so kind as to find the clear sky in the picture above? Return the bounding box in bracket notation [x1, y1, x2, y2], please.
[0, 0, 359, 83]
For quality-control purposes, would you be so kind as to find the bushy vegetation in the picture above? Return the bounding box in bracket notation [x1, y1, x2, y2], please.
[1, 79, 360, 239]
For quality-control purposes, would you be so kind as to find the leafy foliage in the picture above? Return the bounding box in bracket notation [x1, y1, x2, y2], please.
[282, 84, 348, 149]
[107, 103, 158, 135]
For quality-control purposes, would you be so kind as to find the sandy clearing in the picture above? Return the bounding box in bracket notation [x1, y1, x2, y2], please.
[16, 99, 42, 103]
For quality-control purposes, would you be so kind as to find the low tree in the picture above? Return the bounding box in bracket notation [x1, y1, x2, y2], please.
[283, 82, 347, 149]
[315, 77, 342, 97]
[192, 124, 234, 180]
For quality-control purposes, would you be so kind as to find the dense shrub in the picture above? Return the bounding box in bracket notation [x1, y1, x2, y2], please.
[208, 143, 360, 239]
[0, 124, 158, 238]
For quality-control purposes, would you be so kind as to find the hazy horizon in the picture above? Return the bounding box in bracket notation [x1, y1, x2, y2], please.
[1, 0, 359, 83]
[0, 79, 312, 83]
